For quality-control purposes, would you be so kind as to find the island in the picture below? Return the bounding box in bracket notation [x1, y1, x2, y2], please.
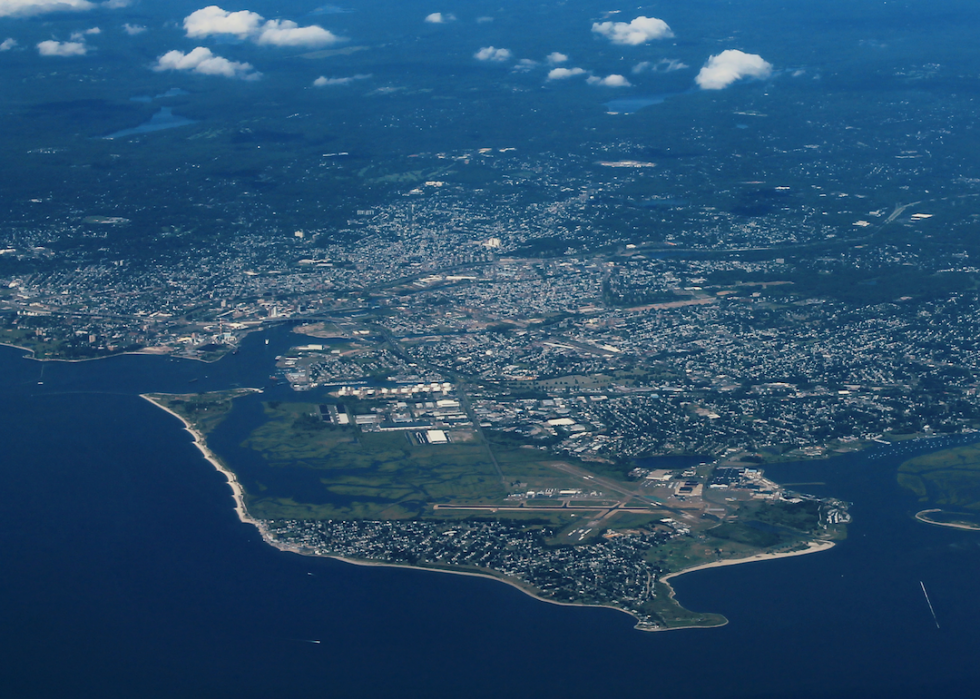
[144, 380, 847, 632]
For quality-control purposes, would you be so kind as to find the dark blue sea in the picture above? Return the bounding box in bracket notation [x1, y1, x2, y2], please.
[2, 327, 979, 698]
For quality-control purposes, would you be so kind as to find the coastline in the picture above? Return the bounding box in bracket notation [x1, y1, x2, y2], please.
[140, 392, 274, 543]
[914, 509, 980, 531]
[307, 551, 657, 629]
[645, 540, 835, 632]
[2, 340, 218, 365]
[660, 540, 835, 589]
[298, 542, 832, 633]
[660, 540, 836, 586]
[140, 390, 836, 633]
[140, 390, 665, 631]
[0, 320, 278, 365]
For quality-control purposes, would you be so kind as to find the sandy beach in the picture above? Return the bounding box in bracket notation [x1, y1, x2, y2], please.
[915, 509, 980, 531]
[646, 540, 836, 631]
[140, 393, 279, 546]
[660, 540, 836, 586]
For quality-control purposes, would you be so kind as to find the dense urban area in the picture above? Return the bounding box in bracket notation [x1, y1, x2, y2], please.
[8, 140, 972, 459]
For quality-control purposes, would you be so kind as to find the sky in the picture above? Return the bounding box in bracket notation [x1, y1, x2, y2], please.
[0, 1, 783, 92]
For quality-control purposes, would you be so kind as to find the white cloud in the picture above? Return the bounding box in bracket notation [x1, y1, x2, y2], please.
[592, 16, 673, 46]
[0, 0, 126, 18]
[70, 27, 100, 40]
[587, 74, 631, 87]
[183, 6, 341, 48]
[547, 67, 586, 80]
[313, 73, 369, 86]
[512, 58, 537, 72]
[546, 52, 567, 64]
[476, 16, 493, 23]
[0, 38, 17, 50]
[0, 0, 93, 18]
[475, 46, 510, 62]
[154, 46, 259, 80]
[695, 49, 772, 90]
[123, 23, 146, 35]
[37, 39, 88, 56]
[633, 58, 688, 74]
[184, 6, 263, 39]
[256, 20, 339, 47]
[425, 12, 454, 24]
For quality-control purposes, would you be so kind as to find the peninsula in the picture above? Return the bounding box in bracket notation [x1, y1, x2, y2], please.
[144, 383, 847, 631]
[900, 442, 980, 531]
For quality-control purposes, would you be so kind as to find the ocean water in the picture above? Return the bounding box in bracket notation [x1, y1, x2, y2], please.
[1, 330, 979, 698]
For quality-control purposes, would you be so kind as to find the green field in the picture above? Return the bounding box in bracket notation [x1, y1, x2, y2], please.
[698, 501, 821, 549]
[648, 583, 728, 631]
[153, 394, 663, 522]
[898, 443, 980, 511]
[239, 402, 505, 519]
[209, 400, 644, 522]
